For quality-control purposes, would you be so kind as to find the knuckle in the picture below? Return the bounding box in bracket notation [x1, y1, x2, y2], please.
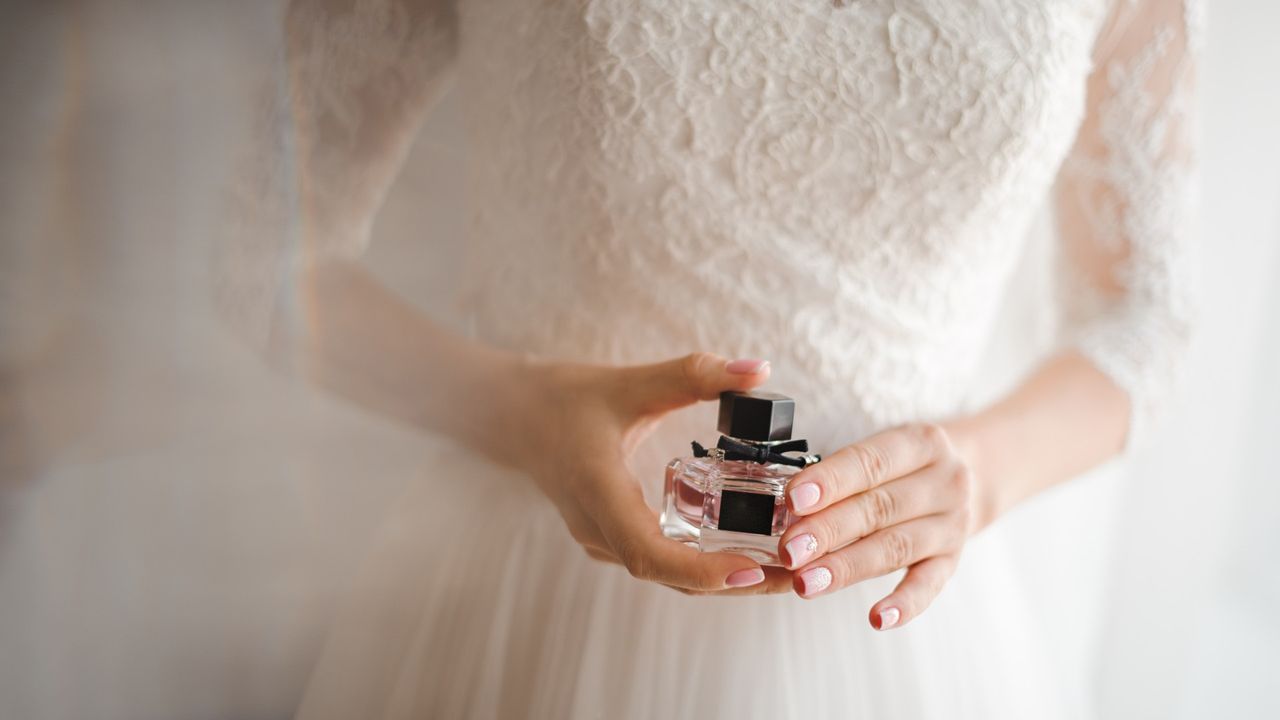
[625, 557, 652, 582]
[831, 551, 859, 587]
[802, 464, 832, 494]
[881, 529, 914, 570]
[680, 352, 715, 395]
[916, 422, 948, 450]
[949, 464, 975, 497]
[849, 444, 890, 487]
[684, 565, 713, 591]
[697, 564, 727, 591]
[804, 516, 837, 552]
[862, 487, 898, 531]
[615, 537, 652, 581]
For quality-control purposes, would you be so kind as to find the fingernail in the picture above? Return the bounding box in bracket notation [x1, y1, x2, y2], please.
[797, 567, 832, 597]
[789, 483, 821, 513]
[876, 607, 901, 630]
[725, 358, 769, 375]
[725, 567, 766, 587]
[784, 533, 819, 569]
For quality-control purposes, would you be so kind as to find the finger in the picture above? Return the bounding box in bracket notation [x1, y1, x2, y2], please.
[616, 352, 771, 416]
[662, 567, 794, 597]
[792, 514, 960, 598]
[588, 465, 767, 591]
[785, 423, 950, 516]
[869, 554, 958, 630]
[779, 463, 968, 569]
[715, 566, 793, 595]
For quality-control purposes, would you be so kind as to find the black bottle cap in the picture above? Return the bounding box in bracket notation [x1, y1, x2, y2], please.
[717, 391, 795, 442]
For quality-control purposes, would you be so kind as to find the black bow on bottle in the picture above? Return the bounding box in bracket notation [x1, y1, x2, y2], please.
[691, 436, 821, 468]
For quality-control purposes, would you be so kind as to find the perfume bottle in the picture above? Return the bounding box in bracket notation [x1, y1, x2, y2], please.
[660, 391, 820, 565]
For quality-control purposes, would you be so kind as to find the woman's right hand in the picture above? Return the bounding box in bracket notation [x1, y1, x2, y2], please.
[287, 263, 784, 594]
[492, 352, 792, 595]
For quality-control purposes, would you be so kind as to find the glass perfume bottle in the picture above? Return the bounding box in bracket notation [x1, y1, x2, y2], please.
[660, 391, 820, 565]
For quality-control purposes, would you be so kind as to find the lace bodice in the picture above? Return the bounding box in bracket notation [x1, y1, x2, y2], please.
[223, 0, 1200, 449]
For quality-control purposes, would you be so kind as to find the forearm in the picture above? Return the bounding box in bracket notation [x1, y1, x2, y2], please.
[282, 257, 524, 457]
[944, 350, 1131, 531]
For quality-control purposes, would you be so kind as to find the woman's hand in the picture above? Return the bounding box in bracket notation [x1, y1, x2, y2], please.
[776, 423, 980, 628]
[501, 352, 794, 596]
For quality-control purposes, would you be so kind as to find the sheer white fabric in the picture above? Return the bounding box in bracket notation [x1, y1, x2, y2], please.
[1056, 0, 1202, 445]
[221, 1, 1201, 717]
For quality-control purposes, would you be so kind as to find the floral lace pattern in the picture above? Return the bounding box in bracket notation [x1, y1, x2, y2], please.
[1056, 0, 1201, 445]
[225, 0, 1199, 449]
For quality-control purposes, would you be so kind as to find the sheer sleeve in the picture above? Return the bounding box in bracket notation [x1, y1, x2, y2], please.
[1053, 0, 1203, 448]
[216, 0, 458, 352]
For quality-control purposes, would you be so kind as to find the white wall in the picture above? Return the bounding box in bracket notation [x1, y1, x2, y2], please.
[1098, 4, 1280, 717]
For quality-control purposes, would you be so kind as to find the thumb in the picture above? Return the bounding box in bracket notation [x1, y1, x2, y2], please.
[618, 352, 770, 416]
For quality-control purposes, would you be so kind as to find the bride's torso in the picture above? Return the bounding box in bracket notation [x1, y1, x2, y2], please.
[290, 8, 1136, 716]
[446, 0, 1107, 442]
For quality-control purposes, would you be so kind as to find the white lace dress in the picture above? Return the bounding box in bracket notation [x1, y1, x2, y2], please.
[225, 1, 1200, 717]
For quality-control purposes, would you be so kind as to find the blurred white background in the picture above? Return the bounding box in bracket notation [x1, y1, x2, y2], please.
[1, 2, 1277, 719]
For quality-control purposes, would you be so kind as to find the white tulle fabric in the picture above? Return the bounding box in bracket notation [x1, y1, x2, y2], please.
[225, 1, 1199, 718]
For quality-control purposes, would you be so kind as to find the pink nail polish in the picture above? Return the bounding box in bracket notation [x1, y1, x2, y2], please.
[798, 567, 832, 596]
[784, 534, 819, 569]
[876, 607, 901, 630]
[725, 568, 766, 587]
[725, 358, 769, 374]
[789, 483, 821, 513]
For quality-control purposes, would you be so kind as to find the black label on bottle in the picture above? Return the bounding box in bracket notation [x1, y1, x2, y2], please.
[718, 490, 775, 536]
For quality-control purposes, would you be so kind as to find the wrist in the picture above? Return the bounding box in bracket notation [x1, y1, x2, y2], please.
[446, 349, 541, 466]
[940, 417, 1005, 534]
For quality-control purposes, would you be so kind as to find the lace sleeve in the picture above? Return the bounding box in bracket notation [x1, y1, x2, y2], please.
[1053, 0, 1203, 448]
[217, 0, 457, 351]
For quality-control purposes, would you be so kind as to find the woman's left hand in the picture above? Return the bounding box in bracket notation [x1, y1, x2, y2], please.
[777, 423, 979, 630]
